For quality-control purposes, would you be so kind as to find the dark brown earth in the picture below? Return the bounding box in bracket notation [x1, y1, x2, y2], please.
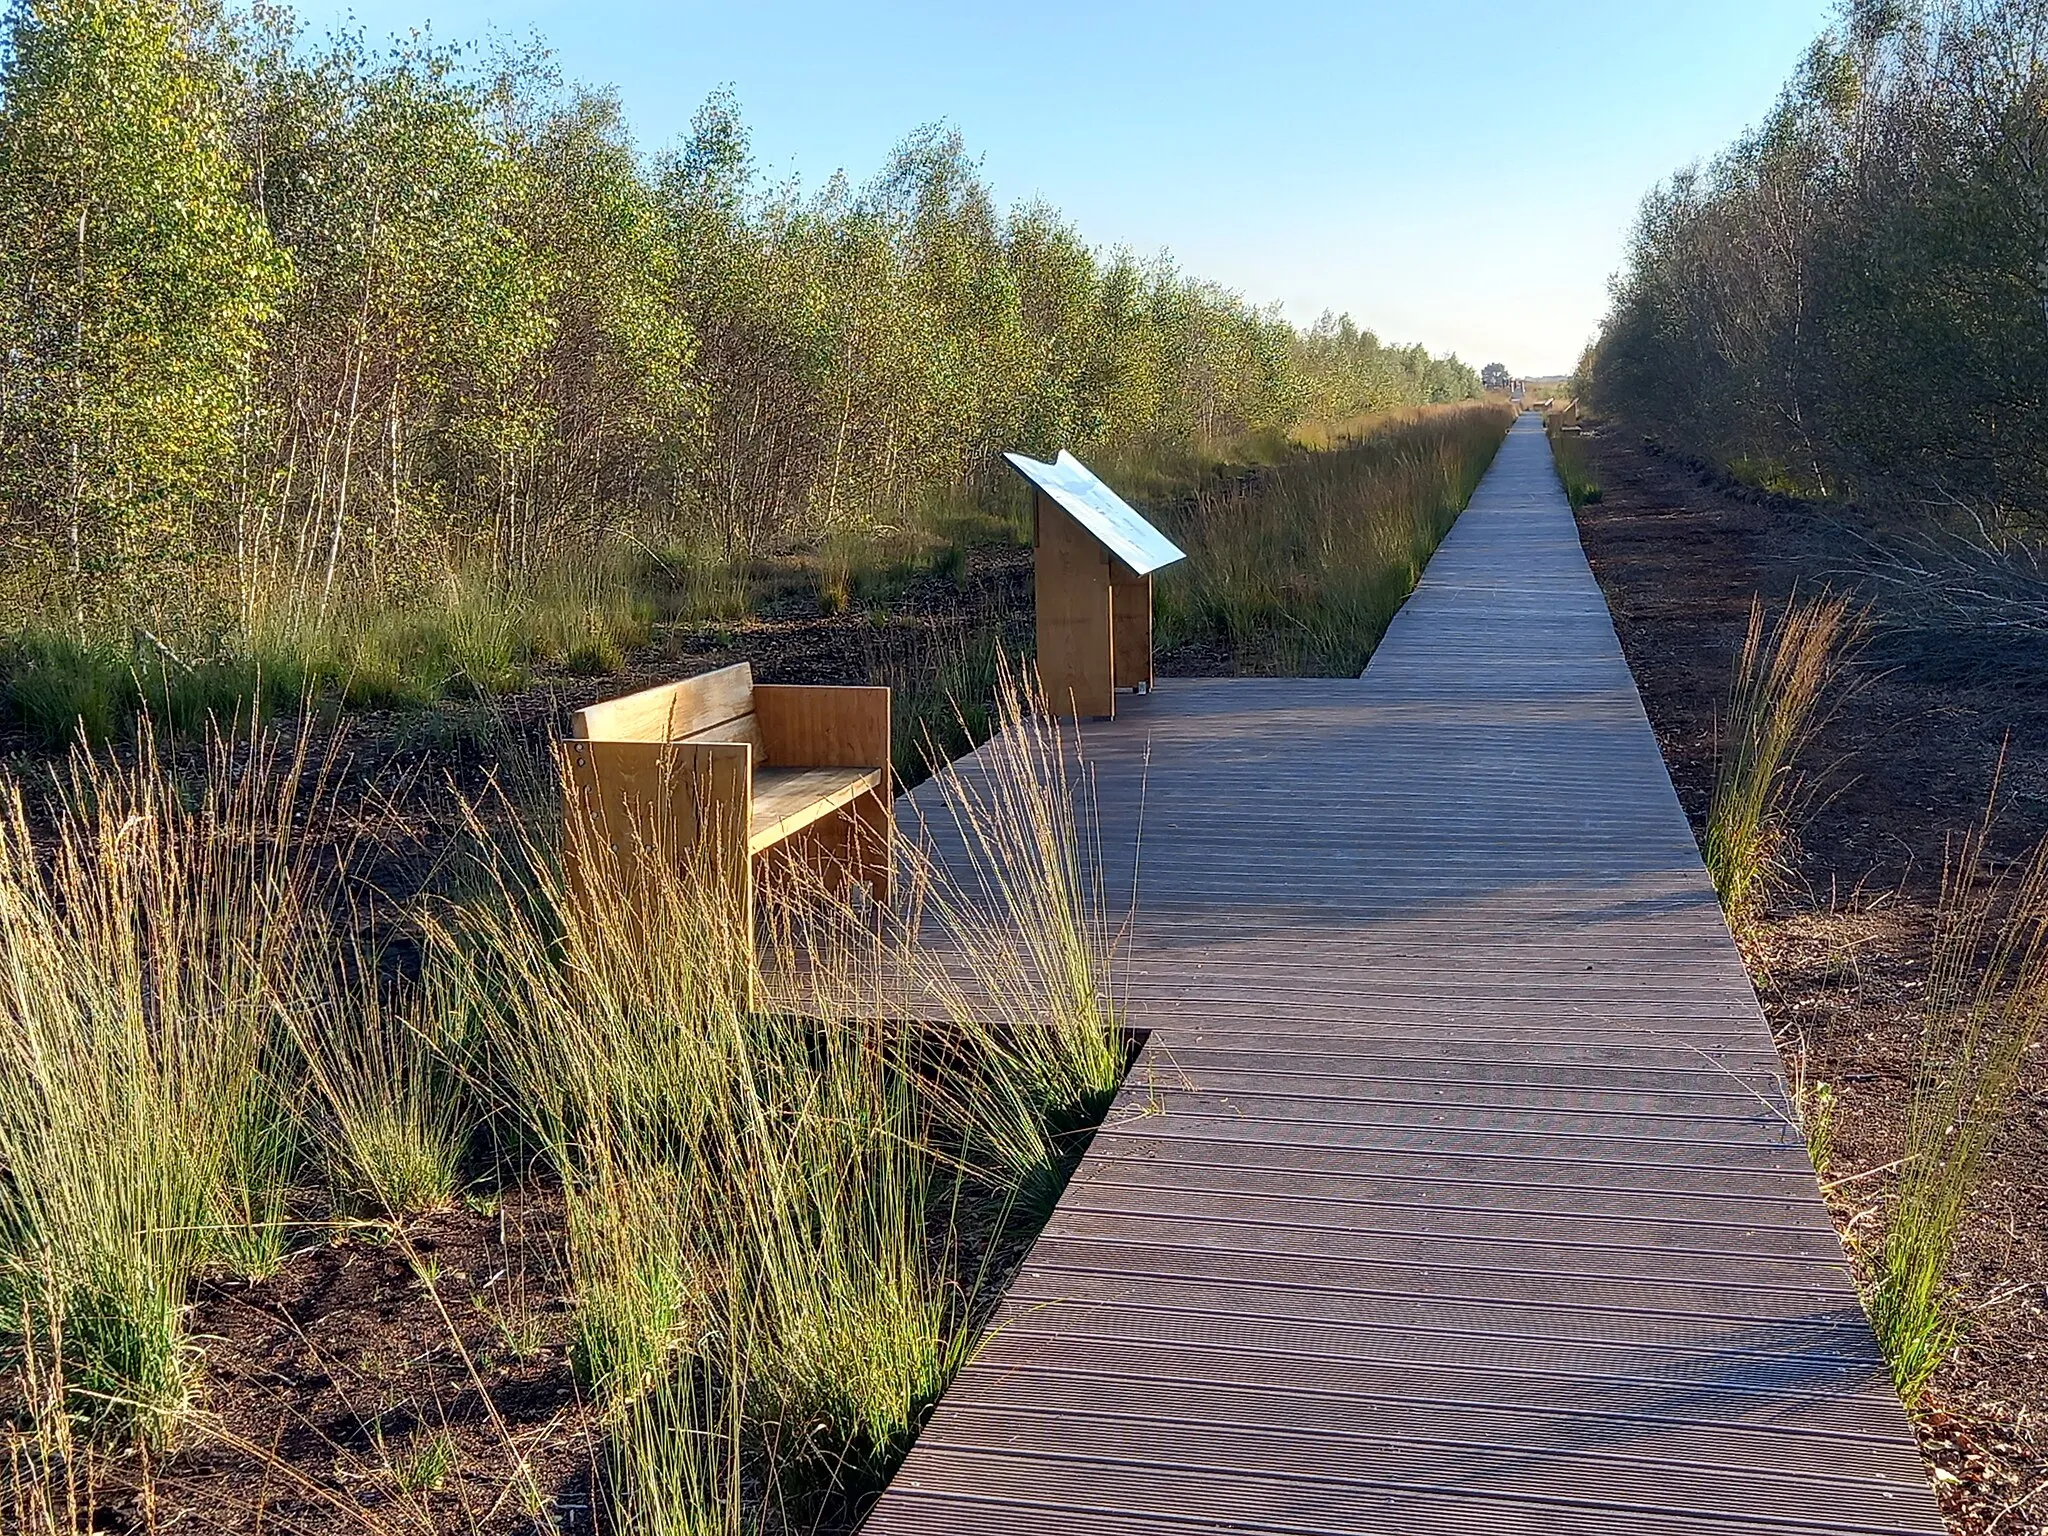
[84, 1160, 1063, 1536]
[172, 1192, 595, 1536]
[1573, 428, 2048, 1536]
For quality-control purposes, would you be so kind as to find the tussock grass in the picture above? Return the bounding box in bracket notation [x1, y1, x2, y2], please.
[1153, 402, 1514, 675]
[1867, 789, 2048, 1404]
[0, 723, 339, 1442]
[289, 966, 469, 1220]
[416, 656, 1122, 1524]
[1704, 592, 1858, 935]
[0, 616, 1127, 1525]
[905, 658, 1125, 1190]
[875, 619, 1016, 790]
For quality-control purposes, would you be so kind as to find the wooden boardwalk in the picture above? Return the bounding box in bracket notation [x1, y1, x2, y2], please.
[864, 416, 1945, 1535]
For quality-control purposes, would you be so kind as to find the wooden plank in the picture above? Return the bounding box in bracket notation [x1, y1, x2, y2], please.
[764, 783, 893, 902]
[570, 660, 754, 742]
[752, 685, 892, 898]
[1111, 562, 1153, 691]
[1034, 490, 1116, 719]
[753, 683, 890, 771]
[556, 738, 752, 947]
[861, 417, 1944, 1535]
[748, 766, 884, 852]
[681, 711, 763, 754]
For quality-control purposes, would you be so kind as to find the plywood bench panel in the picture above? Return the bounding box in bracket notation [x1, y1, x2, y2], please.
[755, 684, 891, 769]
[570, 663, 758, 744]
[749, 766, 885, 854]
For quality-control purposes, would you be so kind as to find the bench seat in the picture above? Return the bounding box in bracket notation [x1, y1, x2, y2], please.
[749, 765, 886, 854]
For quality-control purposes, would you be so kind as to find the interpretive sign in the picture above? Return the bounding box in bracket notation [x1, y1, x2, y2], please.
[1004, 450, 1187, 720]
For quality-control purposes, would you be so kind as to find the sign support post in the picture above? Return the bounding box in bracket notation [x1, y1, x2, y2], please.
[1005, 450, 1186, 721]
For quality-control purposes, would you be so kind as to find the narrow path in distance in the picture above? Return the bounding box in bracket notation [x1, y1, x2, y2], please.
[865, 415, 1945, 1535]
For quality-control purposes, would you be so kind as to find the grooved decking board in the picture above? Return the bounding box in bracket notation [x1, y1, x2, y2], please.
[862, 417, 1944, 1534]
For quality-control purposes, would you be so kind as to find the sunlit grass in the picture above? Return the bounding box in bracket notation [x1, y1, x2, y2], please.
[1151, 402, 1514, 675]
[1, 559, 653, 747]
[1703, 592, 1857, 935]
[0, 722, 340, 1442]
[1544, 414, 1601, 508]
[1866, 786, 2048, 1404]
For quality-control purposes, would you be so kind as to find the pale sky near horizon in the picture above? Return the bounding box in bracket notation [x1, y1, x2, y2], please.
[293, 1, 1837, 375]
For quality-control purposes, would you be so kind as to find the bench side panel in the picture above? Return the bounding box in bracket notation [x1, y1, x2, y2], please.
[556, 739, 753, 940]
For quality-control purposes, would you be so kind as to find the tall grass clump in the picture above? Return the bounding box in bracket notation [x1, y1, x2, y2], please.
[906, 657, 1127, 1191]
[1704, 592, 1858, 934]
[433, 776, 963, 1524]
[724, 1025, 957, 1475]
[429, 808, 752, 1405]
[1867, 799, 2048, 1405]
[0, 724, 338, 1443]
[1544, 415, 1601, 508]
[423, 649, 1131, 1523]
[1153, 401, 1513, 675]
[287, 964, 470, 1220]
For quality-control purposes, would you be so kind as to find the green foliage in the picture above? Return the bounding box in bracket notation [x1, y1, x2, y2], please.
[0, 684, 1127, 1518]
[1868, 802, 2048, 1405]
[1590, 0, 2048, 534]
[1, 563, 650, 746]
[422, 685, 1123, 1523]
[291, 973, 468, 1219]
[881, 620, 1012, 789]
[0, 6, 1475, 719]
[1544, 417, 1601, 507]
[0, 725, 331, 1443]
[390, 1429, 458, 1495]
[1703, 593, 1855, 934]
[0, 0, 289, 629]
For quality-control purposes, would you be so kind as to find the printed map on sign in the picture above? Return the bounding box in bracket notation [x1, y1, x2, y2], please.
[1003, 450, 1187, 576]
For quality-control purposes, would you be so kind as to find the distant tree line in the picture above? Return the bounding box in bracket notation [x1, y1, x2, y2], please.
[0, 0, 1478, 637]
[1586, 0, 2048, 534]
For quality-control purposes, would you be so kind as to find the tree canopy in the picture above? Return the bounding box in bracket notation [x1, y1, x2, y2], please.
[1588, 0, 2048, 534]
[0, 1, 1480, 634]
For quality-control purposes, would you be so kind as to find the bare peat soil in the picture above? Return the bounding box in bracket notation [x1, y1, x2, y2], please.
[1573, 427, 2048, 1536]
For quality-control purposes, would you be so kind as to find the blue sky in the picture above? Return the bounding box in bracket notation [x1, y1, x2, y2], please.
[298, 1, 1836, 375]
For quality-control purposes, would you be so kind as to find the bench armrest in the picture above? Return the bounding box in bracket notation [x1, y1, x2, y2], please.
[753, 685, 891, 776]
[558, 738, 753, 874]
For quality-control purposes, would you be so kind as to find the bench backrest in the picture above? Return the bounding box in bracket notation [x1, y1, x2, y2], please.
[569, 662, 761, 751]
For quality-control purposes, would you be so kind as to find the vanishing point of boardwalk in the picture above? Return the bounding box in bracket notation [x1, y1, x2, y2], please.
[866, 417, 1946, 1535]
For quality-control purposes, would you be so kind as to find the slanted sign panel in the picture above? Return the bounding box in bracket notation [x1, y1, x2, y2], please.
[1004, 450, 1186, 576]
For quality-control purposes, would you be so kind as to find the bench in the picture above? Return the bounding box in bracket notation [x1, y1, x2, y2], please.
[558, 663, 893, 943]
